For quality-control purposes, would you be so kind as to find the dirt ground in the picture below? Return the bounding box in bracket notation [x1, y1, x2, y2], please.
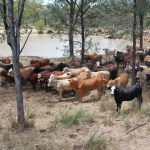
[0, 81, 150, 150]
[0, 35, 150, 150]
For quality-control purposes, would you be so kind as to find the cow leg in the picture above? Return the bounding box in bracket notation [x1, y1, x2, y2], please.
[116, 102, 122, 112]
[97, 89, 102, 100]
[59, 90, 62, 100]
[78, 91, 83, 102]
[137, 95, 143, 109]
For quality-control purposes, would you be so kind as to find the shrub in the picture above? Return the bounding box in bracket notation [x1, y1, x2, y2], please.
[35, 20, 45, 33]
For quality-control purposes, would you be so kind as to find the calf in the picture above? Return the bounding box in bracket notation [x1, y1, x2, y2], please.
[96, 68, 118, 80]
[107, 72, 129, 89]
[0, 58, 11, 64]
[30, 58, 50, 67]
[91, 71, 110, 80]
[69, 77, 107, 102]
[63, 67, 90, 75]
[111, 85, 143, 112]
[47, 78, 78, 100]
[84, 53, 104, 65]
[38, 71, 63, 88]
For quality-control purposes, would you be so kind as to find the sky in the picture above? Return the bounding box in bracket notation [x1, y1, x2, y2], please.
[43, 0, 54, 4]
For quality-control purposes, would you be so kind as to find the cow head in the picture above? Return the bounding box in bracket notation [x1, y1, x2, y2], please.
[107, 80, 115, 89]
[111, 85, 116, 95]
[48, 74, 55, 82]
[37, 73, 42, 81]
[63, 67, 69, 73]
[8, 68, 14, 76]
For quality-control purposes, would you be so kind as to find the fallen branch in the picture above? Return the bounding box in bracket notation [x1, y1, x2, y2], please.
[126, 118, 150, 134]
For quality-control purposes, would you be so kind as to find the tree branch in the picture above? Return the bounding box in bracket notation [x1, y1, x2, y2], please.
[16, 0, 25, 27]
[126, 118, 150, 134]
[20, 26, 32, 54]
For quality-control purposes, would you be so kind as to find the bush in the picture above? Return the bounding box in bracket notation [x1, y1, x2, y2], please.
[35, 20, 45, 33]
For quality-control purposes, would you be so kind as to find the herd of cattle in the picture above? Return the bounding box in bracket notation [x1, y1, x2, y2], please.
[0, 45, 150, 112]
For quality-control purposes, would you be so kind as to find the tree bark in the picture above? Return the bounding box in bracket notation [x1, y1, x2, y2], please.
[6, 0, 25, 122]
[139, 14, 144, 49]
[69, 0, 74, 60]
[132, 0, 137, 85]
[81, 0, 85, 64]
[12, 54, 25, 122]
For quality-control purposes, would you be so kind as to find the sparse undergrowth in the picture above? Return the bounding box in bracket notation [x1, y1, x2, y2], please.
[50, 110, 95, 129]
[84, 134, 107, 150]
[10, 112, 35, 130]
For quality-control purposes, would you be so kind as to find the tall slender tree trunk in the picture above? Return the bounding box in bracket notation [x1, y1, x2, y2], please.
[132, 0, 137, 85]
[8, 0, 25, 122]
[12, 54, 25, 122]
[81, 0, 85, 64]
[69, 0, 74, 60]
[139, 14, 144, 49]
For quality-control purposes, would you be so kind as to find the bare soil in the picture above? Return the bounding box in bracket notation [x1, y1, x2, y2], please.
[0, 82, 150, 150]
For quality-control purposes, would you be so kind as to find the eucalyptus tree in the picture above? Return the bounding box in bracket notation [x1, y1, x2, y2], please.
[52, 0, 80, 60]
[137, 0, 150, 49]
[132, 0, 137, 85]
[0, 0, 25, 122]
[76, 0, 97, 63]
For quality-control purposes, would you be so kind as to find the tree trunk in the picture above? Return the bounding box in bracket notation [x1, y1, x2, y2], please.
[139, 14, 144, 49]
[12, 54, 25, 122]
[132, 0, 137, 85]
[69, 1, 74, 60]
[81, 0, 85, 64]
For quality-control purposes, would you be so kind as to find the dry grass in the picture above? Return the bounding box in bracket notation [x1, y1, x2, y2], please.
[99, 98, 115, 112]
[84, 134, 107, 150]
[101, 116, 114, 126]
[9, 112, 35, 130]
[50, 110, 95, 129]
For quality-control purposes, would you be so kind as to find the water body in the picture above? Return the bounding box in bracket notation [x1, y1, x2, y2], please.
[0, 34, 132, 58]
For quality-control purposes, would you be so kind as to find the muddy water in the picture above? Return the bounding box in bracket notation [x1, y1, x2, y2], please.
[0, 34, 132, 58]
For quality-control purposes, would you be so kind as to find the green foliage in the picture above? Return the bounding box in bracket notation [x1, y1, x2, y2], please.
[50, 110, 95, 129]
[54, 20, 62, 33]
[35, 20, 45, 33]
[84, 135, 107, 150]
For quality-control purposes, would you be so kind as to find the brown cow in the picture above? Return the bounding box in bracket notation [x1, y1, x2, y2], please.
[69, 77, 107, 102]
[30, 58, 50, 67]
[77, 71, 91, 80]
[126, 45, 144, 53]
[84, 53, 104, 65]
[1, 58, 11, 64]
[107, 72, 129, 89]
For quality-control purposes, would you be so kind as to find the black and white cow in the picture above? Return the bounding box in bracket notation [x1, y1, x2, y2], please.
[111, 85, 143, 112]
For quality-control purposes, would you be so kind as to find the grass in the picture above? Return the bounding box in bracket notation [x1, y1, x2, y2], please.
[84, 135, 107, 150]
[2, 132, 16, 149]
[99, 99, 115, 112]
[50, 110, 95, 129]
[139, 108, 150, 117]
[10, 112, 35, 130]
[101, 116, 114, 126]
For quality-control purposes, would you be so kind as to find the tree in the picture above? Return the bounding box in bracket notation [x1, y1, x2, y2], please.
[132, 0, 137, 85]
[52, 0, 80, 60]
[77, 0, 96, 63]
[0, 0, 25, 122]
[137, 0, 150, 49]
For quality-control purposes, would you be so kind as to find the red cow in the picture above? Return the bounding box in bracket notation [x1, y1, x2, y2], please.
[1, 58, 11, 64]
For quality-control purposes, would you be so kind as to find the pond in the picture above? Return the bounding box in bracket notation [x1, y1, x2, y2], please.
[0, 34, 132, 58]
